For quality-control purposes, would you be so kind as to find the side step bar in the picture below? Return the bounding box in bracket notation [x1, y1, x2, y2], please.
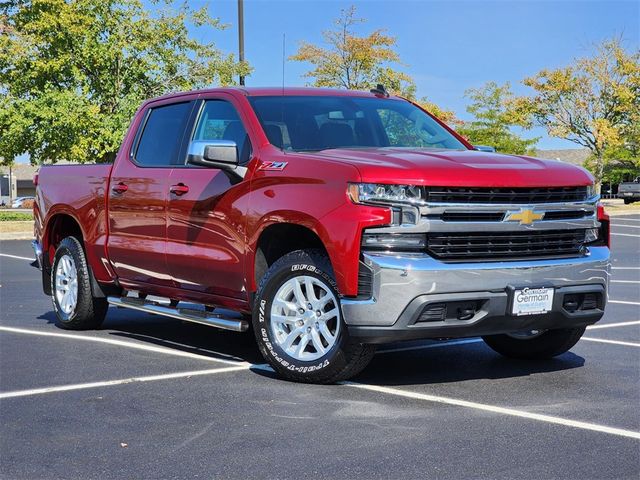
[106, 296, 249, 333]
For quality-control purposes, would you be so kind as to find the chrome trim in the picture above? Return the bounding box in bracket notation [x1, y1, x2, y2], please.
[107, 296, 249, 332]
[341, 246, 610, 327]
[31, 240, 43, 270]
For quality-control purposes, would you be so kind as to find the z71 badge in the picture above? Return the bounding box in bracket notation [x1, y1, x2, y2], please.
[259, 161, 288, 171]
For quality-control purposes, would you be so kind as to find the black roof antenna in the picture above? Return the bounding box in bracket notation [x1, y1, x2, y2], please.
[370, 84, 389, 97]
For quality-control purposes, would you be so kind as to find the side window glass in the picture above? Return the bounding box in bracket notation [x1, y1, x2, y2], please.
[193, 100, 252, 165]
[135, 102, 192, 166]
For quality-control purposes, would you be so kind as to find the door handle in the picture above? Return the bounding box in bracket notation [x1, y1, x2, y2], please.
[112, 182, 128, 194]
[169, 183, 189, 196]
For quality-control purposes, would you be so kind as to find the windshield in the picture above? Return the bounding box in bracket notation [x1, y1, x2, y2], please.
[248, 96, 467, 152]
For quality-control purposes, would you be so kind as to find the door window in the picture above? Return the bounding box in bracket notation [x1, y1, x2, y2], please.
[135, 102, 192, 166]
[193, 100, 252, 164]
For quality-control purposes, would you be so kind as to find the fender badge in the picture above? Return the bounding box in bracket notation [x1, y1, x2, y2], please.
[259, 161, 288, 171]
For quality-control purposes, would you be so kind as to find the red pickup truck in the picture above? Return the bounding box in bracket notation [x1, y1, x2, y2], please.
[33, 87, 610, 383]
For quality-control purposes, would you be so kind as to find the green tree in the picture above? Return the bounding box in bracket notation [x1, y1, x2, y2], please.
[0, 0, 250, 165]
[511, 38, 640, 182]
[456, 82, 538, 154]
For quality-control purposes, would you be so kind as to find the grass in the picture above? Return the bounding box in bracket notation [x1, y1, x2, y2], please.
[0, 211, 33, 221]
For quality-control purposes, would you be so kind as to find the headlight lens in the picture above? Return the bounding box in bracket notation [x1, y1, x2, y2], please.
[348, 183, 424, 205]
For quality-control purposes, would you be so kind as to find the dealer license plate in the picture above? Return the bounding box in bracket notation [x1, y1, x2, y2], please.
[512, 287, 554, 316]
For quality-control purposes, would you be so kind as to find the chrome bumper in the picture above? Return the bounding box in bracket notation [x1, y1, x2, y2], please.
[342, 247, 610, 328]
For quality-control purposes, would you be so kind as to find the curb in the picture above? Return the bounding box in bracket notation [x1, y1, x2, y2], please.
[0, 233, 34, 241]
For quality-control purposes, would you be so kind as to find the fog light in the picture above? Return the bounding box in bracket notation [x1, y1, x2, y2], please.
[585, 228, 599, 243]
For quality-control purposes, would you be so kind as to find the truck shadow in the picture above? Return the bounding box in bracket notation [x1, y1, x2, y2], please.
[353, 342, 585, 386]
[38, 310, 585, 386]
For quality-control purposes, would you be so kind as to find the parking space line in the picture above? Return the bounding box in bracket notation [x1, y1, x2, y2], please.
[612, 267, 640, 270]
[0, 253, 34, 261]
[609, 300, 640, 306]
[0, 365, 251, 400]
[582, 338, 640, 347]
[613, 224, 640, 229]
[377, 338, 482, 354]
[611, 280, 640, 284]
[611, 218, 640, 223]
[342, 382, 640, 440]
[586, 320, 640, 329]
[0, 326, 246, 366]
[611, 233, 640, 237]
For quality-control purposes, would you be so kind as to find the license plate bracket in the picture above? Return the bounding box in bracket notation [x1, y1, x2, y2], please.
[509, 286, 555, 316]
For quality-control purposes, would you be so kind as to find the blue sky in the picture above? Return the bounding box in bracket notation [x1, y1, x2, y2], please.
[193, 0, 640, 150]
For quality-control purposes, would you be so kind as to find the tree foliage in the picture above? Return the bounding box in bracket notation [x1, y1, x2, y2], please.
[290, 6, 456, 123]
[455, 82, 538, 154]
[511, 38, 639, 182]
[0, 0, 250, 164]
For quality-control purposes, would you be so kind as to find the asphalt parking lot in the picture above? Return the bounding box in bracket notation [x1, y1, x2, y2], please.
[1, 215, 639, 479]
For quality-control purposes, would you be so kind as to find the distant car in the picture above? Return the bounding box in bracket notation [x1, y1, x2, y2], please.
[618, 177, 640, 204]
[11, 196, 35, 208]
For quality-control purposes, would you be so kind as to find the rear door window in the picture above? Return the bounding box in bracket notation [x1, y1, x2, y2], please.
[135, 102, 193, 166]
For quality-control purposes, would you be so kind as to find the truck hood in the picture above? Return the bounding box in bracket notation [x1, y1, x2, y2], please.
[310, 148, 593, 187]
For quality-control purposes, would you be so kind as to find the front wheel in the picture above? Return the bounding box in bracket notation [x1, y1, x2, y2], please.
[51, 236, 108, 330]
[482, 327, 585, 359]
[253, 249, 375, 383]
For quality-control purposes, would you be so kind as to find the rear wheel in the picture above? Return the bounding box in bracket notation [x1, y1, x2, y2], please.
[51, 237, 108, 330]
[253, 249, 375, 383]
[482, 327, 585, 359]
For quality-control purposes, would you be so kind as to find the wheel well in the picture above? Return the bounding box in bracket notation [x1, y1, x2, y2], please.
[254, 223, 329, 286]
[45, 214, 83, 267]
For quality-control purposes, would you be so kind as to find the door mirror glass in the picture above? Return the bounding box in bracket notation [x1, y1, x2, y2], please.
[187, 140, 239, 169]
[474, 145, 496, 153]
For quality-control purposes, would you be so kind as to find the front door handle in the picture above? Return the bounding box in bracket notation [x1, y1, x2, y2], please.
[112, 182, 128, 194]
[169, 183, 189, 196]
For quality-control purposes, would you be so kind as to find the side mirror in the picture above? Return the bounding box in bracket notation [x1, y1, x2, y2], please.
[474, 145, 496, 153]
[187, 140, 246, 183]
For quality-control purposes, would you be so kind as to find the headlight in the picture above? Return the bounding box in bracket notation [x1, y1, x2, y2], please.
[586, 184, 597, 199]
[348, 183, 424, 205]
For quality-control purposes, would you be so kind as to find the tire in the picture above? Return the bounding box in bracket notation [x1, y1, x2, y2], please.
[51, 236, 108, 330]
[624, 198, 632, 204]
[482, 327, 585, 359]
[252, 249, 375, 383]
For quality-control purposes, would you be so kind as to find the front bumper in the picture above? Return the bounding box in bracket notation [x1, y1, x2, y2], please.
[342, 247, 610, 343]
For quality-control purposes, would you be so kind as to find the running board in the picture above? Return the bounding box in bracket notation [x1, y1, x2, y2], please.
[106, 296, 249, 333]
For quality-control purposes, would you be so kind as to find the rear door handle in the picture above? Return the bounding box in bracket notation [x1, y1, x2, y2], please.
[169, 183, 189, 196]
[111, 182, 128, 194]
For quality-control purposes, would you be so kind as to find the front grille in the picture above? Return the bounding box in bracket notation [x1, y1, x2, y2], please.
[426, 186, 589, 204]
[427, 229, 587, 261]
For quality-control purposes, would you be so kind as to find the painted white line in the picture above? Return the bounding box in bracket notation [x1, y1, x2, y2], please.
[0, 365, 251, 400]
[586, 320, 640, 330]
[378, 338, 482, 354]
[613, 224, 640, 229]
[612, 267, 640, 270]
[0, 326, 246, 366]
[611, 280, 640, 284]
[612, 218, 640, 223]
[343, 382, 640, 440]
[0, 253, 33, 261]
[582, 337, 640, 348]
[609, 300, 640, 306]
[611, 233, 640, 238]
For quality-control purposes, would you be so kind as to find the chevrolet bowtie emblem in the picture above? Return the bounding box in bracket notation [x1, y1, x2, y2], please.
[505, 208, 545, 225]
